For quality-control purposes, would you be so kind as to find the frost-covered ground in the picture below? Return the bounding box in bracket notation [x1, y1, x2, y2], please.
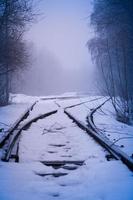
[0, 94, 133, 200]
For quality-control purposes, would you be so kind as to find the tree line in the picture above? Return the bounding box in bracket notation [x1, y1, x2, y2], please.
[0, 0, 35, 105]
[88, 0, 133, 124]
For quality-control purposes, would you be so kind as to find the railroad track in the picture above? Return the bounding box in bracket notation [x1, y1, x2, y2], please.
[17, 99, 111, 178]
[56, 96, 133, 171]
[0, 101, 37, 148]
[0, 97, 116, 164]
[1, 101, 58, 162]
[1, 96, 133, 172]
[86, 99, 133, 171]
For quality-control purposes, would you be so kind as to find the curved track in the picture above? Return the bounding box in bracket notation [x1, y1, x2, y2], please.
[86, 99, 133, 171]
[1, 96, 133, 171]
[1, 101, 58, 162]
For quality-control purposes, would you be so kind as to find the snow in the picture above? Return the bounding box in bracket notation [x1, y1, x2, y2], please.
[10, 93, 40, 104]
[64, 97, 133, 157]
[93, 100, 133, 157]
[56, 96, 104, 109]
[19, 108, 106, 162]
[21, 100, 58, 124]
[0, 94, 133, 200]
[63, 96, 106, 125]
[0, 159, 133, 200]
[0, 103, 31, 143]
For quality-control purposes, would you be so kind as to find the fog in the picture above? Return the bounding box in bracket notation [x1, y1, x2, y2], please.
[14, 0, 96, 96]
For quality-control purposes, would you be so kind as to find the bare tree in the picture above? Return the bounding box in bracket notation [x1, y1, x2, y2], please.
[0, 0, 36, 105]
[88, 0, 133, 124]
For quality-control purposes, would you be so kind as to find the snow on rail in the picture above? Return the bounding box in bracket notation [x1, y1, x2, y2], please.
[64, 104, 133, 171]
[87, 100, 133, 171]
[0, 102, 37, 148]
[3, 109, 58, 162]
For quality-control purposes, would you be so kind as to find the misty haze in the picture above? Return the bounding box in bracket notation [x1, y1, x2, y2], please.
[12, 0, 95, 96]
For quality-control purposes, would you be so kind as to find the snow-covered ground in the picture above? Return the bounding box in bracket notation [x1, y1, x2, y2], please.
[21, 100, 58, 125]
[64, 98, 133, 158]
[93, 100, 133, 158]
[0, 103, 31, 144]
[19, 108, 106, 162]
[0, 157, 132, 200]
[62, 96, 106, 124]
[0, 94, 133, 200]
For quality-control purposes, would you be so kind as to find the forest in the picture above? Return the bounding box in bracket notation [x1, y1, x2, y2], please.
[88, 0, 133, 124]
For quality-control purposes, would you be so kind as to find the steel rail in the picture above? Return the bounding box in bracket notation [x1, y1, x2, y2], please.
[64, 99, 133, 171]
[0, 101, 37, 148]
[2, 107, 57, 162]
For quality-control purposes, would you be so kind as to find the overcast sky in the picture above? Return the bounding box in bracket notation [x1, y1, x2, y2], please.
[18, 0, 95, 96]
[26, 0, 93, 69]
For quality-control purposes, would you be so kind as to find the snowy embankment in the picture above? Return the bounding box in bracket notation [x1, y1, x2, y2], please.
[0, 94, 133, 200]
[93, 100, 133, 158]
